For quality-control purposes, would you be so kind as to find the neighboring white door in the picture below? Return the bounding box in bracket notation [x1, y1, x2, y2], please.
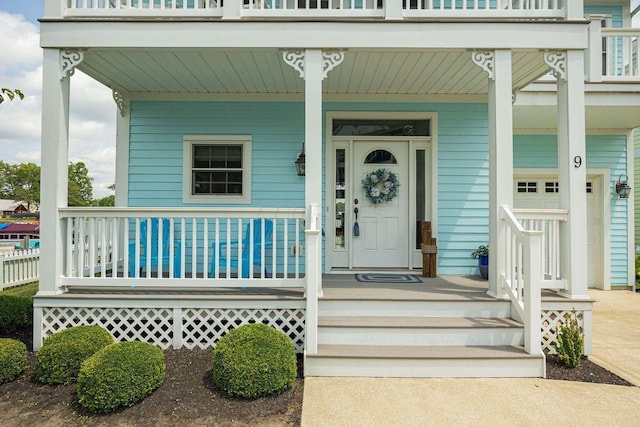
[514, 177, 601, 288]
[352, 141, 409, 268]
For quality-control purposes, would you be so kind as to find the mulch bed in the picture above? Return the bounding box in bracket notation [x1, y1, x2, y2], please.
[0, 327, 634, 426]
[545, 354, 634, 386]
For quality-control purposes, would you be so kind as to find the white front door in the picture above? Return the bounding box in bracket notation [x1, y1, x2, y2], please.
[352, 141, 409, 268]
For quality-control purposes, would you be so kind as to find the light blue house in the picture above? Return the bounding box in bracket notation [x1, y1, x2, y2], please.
[35, 1, 640, 377]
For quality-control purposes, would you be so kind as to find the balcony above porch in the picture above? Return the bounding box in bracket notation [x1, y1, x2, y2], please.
[52, 1, 574, 21]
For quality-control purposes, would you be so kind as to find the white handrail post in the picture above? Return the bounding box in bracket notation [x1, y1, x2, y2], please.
[385, 0, 402, 20]
[564, 0, 583, 20]
[223, 0, 242, 19]
[588, 20, 602, 83]
[524, 232, 543, 355]
[45, 0, 65, 19]
[305, 203, 321, 355]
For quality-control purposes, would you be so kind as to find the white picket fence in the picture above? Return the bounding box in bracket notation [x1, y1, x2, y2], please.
[0, 249, 40, 290]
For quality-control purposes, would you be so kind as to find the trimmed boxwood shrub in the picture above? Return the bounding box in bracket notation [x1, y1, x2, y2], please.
[35, 325, 114, 385]
[212, 323, 296, 399]
[0, 338, 27, 384]
[77, 341, 165, 413]
[0, 295, 33, 334]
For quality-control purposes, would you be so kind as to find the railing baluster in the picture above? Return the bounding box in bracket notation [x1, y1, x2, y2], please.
[180, 217, 186, 277]
[295, 218, 300, 279]
[203, 218, 208, 279]
[236, 218, 242, 279]
[272, 218, 277, 279]
[284, 219, 289, 279]
[168, 218, 175, 278]
[191, 218, 197, 279]
[214, 218, 220, 279]
[123, 217, 129, 278]
[145, 217, 152, 278]
[100, 218, 107, 277]
[66, 217, 73, 277]
[88, 217, 96, 277]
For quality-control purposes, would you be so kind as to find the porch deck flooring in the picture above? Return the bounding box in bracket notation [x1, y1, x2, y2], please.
[52, 274, 580, 302]
[321, 274, 492, 301]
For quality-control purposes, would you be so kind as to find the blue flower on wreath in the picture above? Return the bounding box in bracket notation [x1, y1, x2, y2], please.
[362, 168, 399, 204]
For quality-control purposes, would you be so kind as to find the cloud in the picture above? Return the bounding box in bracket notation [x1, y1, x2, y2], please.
[0, 11, 116, 199]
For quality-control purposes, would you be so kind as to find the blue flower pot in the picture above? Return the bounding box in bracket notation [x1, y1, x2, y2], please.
[478, 255, 489, 280]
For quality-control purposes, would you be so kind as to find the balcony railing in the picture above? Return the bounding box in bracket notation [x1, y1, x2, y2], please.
[60, 0, 567, 20]
[58, 207, 306, 289]
[601, 28, 640, 81]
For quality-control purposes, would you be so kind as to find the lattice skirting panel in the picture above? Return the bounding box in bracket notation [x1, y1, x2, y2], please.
[541, 310, 584, 354]
[40, 306, 306, 352]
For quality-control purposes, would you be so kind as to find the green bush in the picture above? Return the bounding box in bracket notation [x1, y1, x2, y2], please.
[35, 325, 114, 385]
[555, 310, 584, 368]
[0, 295, 33, 334]
[0, 338, 27, 384]
[212, 324, 297, 399]
[77, 341, 165, 413]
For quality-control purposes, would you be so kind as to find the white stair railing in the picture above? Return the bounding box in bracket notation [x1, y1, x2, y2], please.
[513, 208, 568, 290]
[500, 205, 543, 355]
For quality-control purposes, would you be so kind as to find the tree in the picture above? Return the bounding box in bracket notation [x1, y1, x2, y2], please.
[0, 161, 97, 208]
[68, 162, 94, 207]
[0, 88, 24, 103]
[6, 163, 41, 210]
[94, 184, 115, 207]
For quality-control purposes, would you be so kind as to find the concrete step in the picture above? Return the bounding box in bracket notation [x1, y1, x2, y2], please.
[305, 344, 545, 378]
[317, 316, 524, 347]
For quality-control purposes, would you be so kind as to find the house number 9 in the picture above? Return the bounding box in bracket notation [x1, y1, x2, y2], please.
[573, 156, 582, 168]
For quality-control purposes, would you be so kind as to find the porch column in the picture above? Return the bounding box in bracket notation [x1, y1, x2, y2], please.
[304, 49, 323, 302]
[113, 91, 130, 207]
[39, 48, 76, 296]
[547, 50, 589, 299]
[473, 50, 513, 299]
[283, 49, 344, 356]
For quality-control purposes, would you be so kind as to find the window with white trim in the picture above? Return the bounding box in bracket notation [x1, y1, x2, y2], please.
[183, 135, 252, 204]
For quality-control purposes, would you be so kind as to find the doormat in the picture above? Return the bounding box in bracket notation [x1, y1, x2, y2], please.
[355, 274, 422, 284]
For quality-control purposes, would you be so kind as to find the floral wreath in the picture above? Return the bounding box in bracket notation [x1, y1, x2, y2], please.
[362, 168, 399, 204]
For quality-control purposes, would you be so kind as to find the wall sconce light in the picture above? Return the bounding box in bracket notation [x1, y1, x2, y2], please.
[615, 174, 631, 199]
[295, 143, 305, 176]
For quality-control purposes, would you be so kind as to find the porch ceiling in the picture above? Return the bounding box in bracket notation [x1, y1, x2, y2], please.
[77, 48, 548, 96]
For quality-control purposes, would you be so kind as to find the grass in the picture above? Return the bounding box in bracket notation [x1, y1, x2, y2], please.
[1, 282, 38, 298]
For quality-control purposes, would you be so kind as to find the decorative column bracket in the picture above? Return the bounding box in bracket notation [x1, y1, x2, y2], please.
[282, 49, 346, 80]
[113, 90, 129, 117]
[60, 50, 85, 80]
[543, 51, 567, 81]
[471, 50, 495, 80]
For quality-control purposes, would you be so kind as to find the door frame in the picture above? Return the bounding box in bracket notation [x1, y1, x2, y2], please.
[324, 111, 439, 272]
[514, 168, 611, 290]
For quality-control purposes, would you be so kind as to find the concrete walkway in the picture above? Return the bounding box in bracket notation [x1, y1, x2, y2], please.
[301, 289, 640, 426]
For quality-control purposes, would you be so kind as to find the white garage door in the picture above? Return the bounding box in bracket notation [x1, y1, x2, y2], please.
[514, 177, 601, 288]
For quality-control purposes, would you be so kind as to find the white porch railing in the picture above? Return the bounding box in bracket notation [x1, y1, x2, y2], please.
[59, 207, 306, 289]
[60, 0, 567, 19]
[500, 205, 543, 355]
[513, 208, 568, 289]
[403, 0, 565, 19]
[0, 249, 40, 290]
[601, 28, 640, 81]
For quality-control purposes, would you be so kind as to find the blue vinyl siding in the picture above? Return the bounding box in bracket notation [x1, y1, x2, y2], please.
[584, 5, 623, 27]
[514, 134, 629, 287]
[129, 101, 305, 208]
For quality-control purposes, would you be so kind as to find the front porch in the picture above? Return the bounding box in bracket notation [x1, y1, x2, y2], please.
[34, 273, 591, 377]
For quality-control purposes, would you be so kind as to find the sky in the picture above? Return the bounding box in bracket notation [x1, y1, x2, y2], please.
[0, 1, 116, 199]
[0, 2, 639, 200]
